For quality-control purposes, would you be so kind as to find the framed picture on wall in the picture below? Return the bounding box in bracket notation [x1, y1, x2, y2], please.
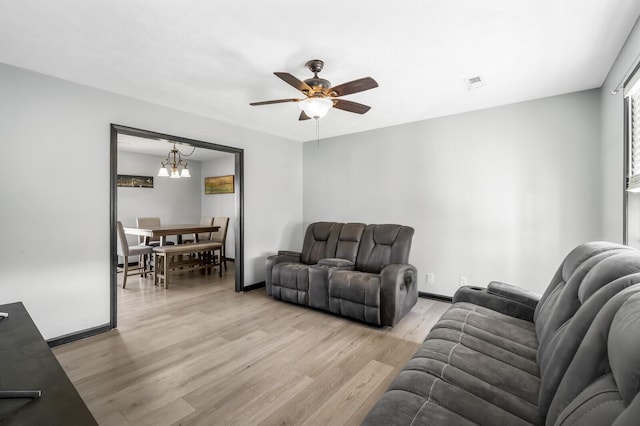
[205, 175, 234, 194]
[117, 175, 154, 188]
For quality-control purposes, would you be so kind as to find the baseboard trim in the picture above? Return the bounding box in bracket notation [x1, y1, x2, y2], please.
[243, 282, 265, 292]
[419, 291, 453, 303]
[47, 324, 112, 348]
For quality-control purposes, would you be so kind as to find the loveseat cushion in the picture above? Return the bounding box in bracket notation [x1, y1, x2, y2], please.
[356, 224, 414, 274]
[300, 222, 343, 265]
[328, 271, 381, 325]
[270, 263, 309, 305]
[334, 222, 366, 261]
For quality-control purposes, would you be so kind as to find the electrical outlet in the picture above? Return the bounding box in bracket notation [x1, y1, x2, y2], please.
[426, 273, 435, 284]
[460, 276, 468, 286]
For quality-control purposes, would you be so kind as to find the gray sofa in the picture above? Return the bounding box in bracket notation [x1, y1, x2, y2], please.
[265, 221, 417, 326]
[364, 241, 640, 425]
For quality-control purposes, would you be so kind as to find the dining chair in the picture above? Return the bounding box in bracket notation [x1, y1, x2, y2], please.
[210, 216, 230, 275]
[136, 216, 174, 246]
[183, 216, 214, 243]
[116, 221, 153, 289]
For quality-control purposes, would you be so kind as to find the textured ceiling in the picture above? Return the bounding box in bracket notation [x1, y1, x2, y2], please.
[1, 1, 639, 142]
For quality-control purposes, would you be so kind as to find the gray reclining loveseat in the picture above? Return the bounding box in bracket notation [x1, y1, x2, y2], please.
[364, 241, 640, 425]
[265, 221, 417, 326]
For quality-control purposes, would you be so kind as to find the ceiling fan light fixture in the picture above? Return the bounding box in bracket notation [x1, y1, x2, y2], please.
[299, 97, 333, 119]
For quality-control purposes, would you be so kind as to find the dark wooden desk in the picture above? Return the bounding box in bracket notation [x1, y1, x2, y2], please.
[0, 302, 97, 425]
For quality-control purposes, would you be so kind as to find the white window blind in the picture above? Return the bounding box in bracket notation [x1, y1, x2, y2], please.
[626, 75, 640, 192]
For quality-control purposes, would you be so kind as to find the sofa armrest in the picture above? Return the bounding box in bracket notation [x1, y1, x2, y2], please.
[265, 252, 301, 295]
[317, 258, 355, 270]
[453, 282, 540, 321]
[487, 281, 540, 308]
[379, 264, 418, 326]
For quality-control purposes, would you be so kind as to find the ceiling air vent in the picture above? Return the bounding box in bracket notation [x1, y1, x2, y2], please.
[464, 75, 485, 90]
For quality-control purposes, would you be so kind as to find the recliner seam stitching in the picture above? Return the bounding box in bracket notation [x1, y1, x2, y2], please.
[409, 378, 438, 426]
[563, 398, 623, 426]
[403, 358, 540, 410]
[435, 316, 538, 351]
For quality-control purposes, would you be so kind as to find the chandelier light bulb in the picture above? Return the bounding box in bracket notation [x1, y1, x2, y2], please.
[158, 166, 169, 177]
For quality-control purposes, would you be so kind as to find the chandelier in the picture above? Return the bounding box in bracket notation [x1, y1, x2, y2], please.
[157, 143, 193, 178]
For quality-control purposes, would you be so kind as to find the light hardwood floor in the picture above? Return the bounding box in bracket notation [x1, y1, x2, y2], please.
[53, 265, 450, 425]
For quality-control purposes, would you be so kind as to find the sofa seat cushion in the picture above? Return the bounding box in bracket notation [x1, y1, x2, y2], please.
[328, 271, 381, 325]
[364, 303, 542, 426]
[365, 343, 540, 426]
[434, 303, 538, 362]
[271, 262, 310, 305]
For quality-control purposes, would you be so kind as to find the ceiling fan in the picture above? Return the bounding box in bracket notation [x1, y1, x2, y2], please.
[250, 59, 378, 120]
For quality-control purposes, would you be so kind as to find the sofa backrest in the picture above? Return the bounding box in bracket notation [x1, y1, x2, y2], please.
[545, 286, 640, 425]
[355, 224, 414, 274]
[334, 223, 366, 263]
[534, 242, 633, 351]
[536, 250, 640, 417]
[300, 222, 343, 265]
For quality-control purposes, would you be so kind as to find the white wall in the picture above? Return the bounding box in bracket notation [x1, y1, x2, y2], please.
[601, 17, 640, 243]
[117, 150, 202, 245]
[0, 63, 303, 340]
[303, 90, 602, 296]
[201, 155, 237, 259]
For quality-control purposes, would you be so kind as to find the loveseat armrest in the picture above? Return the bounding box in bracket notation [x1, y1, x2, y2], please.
[278, 250, 301, 257]
[265, 252, 302, 295]
[453, 281, 541, 321]
[379, 264, 418, 326]
[317, 258, 355, 270]
[308, 259, 356, 311]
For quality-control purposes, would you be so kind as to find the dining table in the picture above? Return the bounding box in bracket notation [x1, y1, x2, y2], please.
[124, 224, 219, 246]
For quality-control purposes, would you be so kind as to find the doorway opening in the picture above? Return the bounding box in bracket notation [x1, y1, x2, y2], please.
[109, 124, 244, 329]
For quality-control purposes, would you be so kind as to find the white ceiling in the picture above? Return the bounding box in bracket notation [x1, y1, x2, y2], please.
[1, 1, 639, 142]
[117, 134, 232, 161]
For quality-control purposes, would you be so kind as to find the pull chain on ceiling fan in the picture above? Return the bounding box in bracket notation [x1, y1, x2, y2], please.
[250, 59, 378, 120]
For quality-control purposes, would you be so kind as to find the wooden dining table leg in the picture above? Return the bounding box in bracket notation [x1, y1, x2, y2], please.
[153, 253, 159, 286]
[163, 253, 169, 289]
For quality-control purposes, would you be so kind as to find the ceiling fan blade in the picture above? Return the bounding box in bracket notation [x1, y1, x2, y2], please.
[299, 111, 311, 121]
[329, 77, 378, 97]
[250, 98, 300, 106]
[274, 72, 312, 93]
[333, 99, 371, 114]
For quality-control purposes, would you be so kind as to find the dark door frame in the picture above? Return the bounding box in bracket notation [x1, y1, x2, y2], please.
[109, 124, 245, 329]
